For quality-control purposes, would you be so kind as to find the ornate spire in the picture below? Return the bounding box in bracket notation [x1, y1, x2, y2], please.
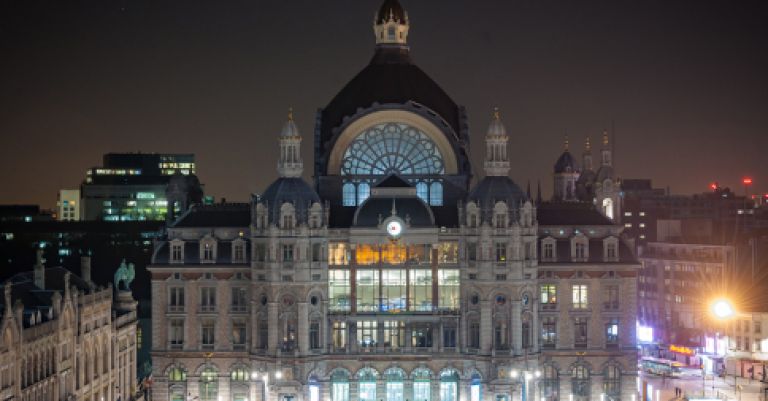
[585, 136, 591, 152]
[484, 107, 510, 176]
[602, 130, 609, 147]
[277, 108, 303, 178]
[583, 136, 593, 172]
[564, 135, 570, 151]
[601, 130, 612, 167]
[374, 0, 409, 46]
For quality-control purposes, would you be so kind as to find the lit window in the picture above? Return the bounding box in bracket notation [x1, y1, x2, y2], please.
[540, 285, 557, 306]
[624, 212, 632, 217]
[572, 285, 588, 309]
[342, 182, 356, 206]
[429, 182, 443, 206]
[416, 182, 429, 203]
[358, 182, 371, 204]
[624, 223, 632, 228]
[639, 223, 646, 228]
[639, 212, 646, 216]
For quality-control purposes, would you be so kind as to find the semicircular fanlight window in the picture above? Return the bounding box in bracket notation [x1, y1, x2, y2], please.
[341, 123, 445, 176]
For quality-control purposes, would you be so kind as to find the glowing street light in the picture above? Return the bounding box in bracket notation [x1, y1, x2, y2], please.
[711, 299, 735, 319]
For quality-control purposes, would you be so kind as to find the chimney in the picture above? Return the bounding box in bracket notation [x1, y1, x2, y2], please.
[81, 254, 92, 285]
[34, 247, 45, 289]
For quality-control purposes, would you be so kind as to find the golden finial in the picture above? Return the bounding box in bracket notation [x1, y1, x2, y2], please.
[602, 130, 609, 146]
[564, 135, 570, 151]
[585, 136, 591, 151]
[493, 107, 500, 120]
[287, 107, 294, 121]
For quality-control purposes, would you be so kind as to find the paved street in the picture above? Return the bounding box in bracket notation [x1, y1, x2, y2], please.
[642, 372, 768, 401]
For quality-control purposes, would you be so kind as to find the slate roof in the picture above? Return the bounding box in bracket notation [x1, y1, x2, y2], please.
[536, 202, 614, 226]
[1, 267, 92, 326]
[153, 239, 251, 265]
[376, 0, 407, 24]
[172, 203, 250, 228]
[259, 178, 320, 225]
[554, 150, 577, 173]
[536, 238, 636, 264]
[468, 176, 527, 208]
[354, 197, 434, 227]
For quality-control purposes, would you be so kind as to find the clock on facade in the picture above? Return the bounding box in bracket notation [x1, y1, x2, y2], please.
[386, 219, 403, 237]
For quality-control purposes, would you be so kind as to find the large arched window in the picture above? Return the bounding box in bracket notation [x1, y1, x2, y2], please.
[200, 367, 218, 401]
[571, 366, 590, 401]
[331, 370, 349, 401]
[541, 365, 559, 401]
[412, 368, 431, 401]
[439, 369, 459, 401]
[385, 368, 405, 401]
[341, 123, 445, 176]
[604, 365, 621, 399]
[429, 182, 443, 206]
[168, 366, 187, 401]
[358, 368, 378, 401]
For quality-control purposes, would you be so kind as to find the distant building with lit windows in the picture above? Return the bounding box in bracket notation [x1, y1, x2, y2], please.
[81, 153, 202, 221]
[57, 189, 81, 221]
[149, 2, 639, 401]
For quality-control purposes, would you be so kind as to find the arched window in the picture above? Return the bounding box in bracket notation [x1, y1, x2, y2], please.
[230, 366, 249, 381]
[429, 182, 443, 206]
[358, 368, 378, 401]
[604, 365, 621, 398]
[385, 368, 405, 401]
[571, 366, 590, 401]
[602, 198, 614, 220]
[358, 182, 371, 204]
[168, 366, 187, 382]
[470, 373, 482, 401]
[331, 371, 349, 401]
[439, 369, 459, 401]
[412, 368, 431, 401]
[541, 365, 559, 400]
[341, 123, 445, 176]
[416, 182, 429, 203]
[343, 182, 356, 207]
[200, 367, 218, 401]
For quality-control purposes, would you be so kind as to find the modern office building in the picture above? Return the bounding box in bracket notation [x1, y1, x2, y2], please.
[81, 153, 201, 221]
[57, 189, 81, 221]
[0, 250, 140, 401]
[148, 2, 640, 401]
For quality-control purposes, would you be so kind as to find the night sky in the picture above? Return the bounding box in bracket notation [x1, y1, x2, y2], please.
[2, 0, 767, 208]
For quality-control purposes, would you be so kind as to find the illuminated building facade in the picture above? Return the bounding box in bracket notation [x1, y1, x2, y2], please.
[57, 189, 81, 221]
[81, 153, 201, 221]
[0, 251, 140, 401]
[149, 2, 639, 400]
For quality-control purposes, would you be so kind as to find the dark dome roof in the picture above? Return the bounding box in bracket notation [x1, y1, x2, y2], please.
[354, 197, 434, 227]
[576, 169, 596, 185]
[376, 0, 407, 23]
[319, 46, 462, 154]
[596, 165, 615, 182]
[260, 178, 320, 224]
[554, 151, 577, 173]
[468, 176, 526, 209]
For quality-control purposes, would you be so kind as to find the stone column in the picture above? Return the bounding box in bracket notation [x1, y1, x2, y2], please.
[268, 302, 279, 354]
[480, 300, 492, 354]
[404, 379, 413, 401]
[531, 302, 539, 351]
[298, 302, 309, 354]
[512, 301, 522, 356]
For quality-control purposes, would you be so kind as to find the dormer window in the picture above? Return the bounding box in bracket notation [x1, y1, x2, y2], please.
[388, 26, 396, 40]
[203, 243, 213, 261]
[493, 202, 507, 228]
[232, 239, 245, 263]
[603, 237, 619, 262]
[280, 203, 295, 229]
[170, 239, 184, 264]
[541, 237, 557, 262]
[571, 235, 589, 262]
[200, 237, 217, 263]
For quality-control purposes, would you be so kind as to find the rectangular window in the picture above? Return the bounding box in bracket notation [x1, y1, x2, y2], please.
[232, 320, 247, 348]
[541, 317, 556, 348]
[201, 320, 215, 349]
[381, 270, 406, 312]
[467, 243, 477, 261]
[332, 321, 347, 349]
[383, 321, 405, 349]
[233, 243, 244, 262]
[356, 270, 380, 312]
[169, 287, 185, 312]
[414, 380, 430, 401]
[328, 242, 350, 265]
[356, 244, 380, 265]
[411, 324, 432, 348]
[438, 242, 458, 263]
[575, 242, 586, 259]
[540, 284, 557, 309]
[200, 287, 216, 312]
[309, 321, 321, 350]
[254, 243, 266, 262]
[607, 243, 617, 259]
[329, 270, 351, 311]
[543, 242, 554, 261]
[409, 270, 432, 312]
[332, 382, 349, 401]
[438, 269, 460, 310]
[604, 285, 619, 310]
[572, 285, 588, 309]
[282, 244, 294, 262]
[170, 319, 184, 348]
[605, 318, 619, 346]
[574, 317, 588, 348]
[495, 243, 506, 262]
[469, 321, 480, 349]
[495, 274, 507, 281]
[312, 243, 322, 262]
[755, 321, 762, 334]
[203, 243, 214, 261]
[231, 287, 247, 312]
[358, 321, 377, 348]
[381, 243, 406, 264]
[258, 319, 268, 349]
[443, 326, 457, 348]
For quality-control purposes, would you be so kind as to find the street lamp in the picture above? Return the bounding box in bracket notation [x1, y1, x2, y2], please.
[510, 369, 541, 401]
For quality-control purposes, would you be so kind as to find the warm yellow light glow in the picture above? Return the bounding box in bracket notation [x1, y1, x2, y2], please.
[711, 299, 735, 319]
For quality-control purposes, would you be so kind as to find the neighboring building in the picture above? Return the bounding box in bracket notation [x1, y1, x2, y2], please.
[722, 311, 768, 381]
[81, 153, 201, 221]
[637, 239, 735, 368]
[149, 2, 640, 401]
[552, 133, 622, 222]
[0, 250, 140, 401]
[57, 189, 81, 221]
[0, 205, 54, 223]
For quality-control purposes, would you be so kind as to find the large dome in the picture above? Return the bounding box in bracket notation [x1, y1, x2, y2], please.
[554, 151, 577, 173]
[259, 177, 320, 224]
[468, 176, 526, 210]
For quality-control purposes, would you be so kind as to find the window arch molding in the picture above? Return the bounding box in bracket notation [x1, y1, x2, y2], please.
[327, 110, 459, 175]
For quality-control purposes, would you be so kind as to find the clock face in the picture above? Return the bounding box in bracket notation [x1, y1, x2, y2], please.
[386, 220, 403, 237]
